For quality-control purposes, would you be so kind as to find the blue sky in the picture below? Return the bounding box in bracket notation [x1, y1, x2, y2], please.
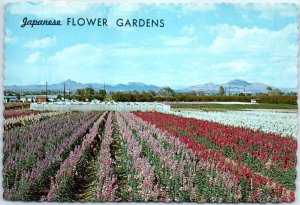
[4, 2, 298, 88]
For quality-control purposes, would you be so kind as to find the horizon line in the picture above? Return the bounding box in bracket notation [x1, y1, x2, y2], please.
[4, 78, 298, 89]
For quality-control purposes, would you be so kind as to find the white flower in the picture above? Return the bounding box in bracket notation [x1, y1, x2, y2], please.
[165, 110, 297, 137]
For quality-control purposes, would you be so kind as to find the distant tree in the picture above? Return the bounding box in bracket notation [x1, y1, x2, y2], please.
[85, 87, 94, 95]
[148, 90, 157, 97]
[269, 88, 284, 96]
[16, 94, 21, 100]
[131, 90, 139, 94]
[76, 89, 84, 95]
[266, 86, 273, 93]
[158, 87, 176, 97]
[197, 91, 206, 96]
[187, 91, 197, 96]
[257, 92, 268, 97]
[98, 89, 107, 97]
[94, 94, 105, 101]
[219, 86, 225, 96]
[286, 92, 297, 96]
[142, 93, 154, 101]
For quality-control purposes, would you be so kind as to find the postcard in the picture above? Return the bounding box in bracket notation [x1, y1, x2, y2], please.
[2, 1, 298, 203]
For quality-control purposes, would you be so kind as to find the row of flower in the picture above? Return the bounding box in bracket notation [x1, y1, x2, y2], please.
[94, 112, 118, 201]
[47, 112, 107, 201]
[4, 110, 40, 119]
[3, 111, 296, 202]
[166, 110, 297, 137]
[4, 111, 69, 130]
[118, 112, 229, 202]
[133, 112, 296, 202]
[3, 112, 103, 200]
[111, 112, 294, 202]
[115, 112, 170, 201]
[136, 112, 296, 171]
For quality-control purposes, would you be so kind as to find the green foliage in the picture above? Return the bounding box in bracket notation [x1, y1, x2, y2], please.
[257, 96, 297, 105]
[112, 92, 154, 102]
[219, 86, 225, 96]
[280, 168, 296, 188]
[194, 136, 218, 150]
[158, 87, 176, 97]
[115, 133, 141, 201]
[5, 167, 16, 189]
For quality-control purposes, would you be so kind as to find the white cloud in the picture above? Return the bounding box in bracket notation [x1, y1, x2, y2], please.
[115, 46, 189, 57]
[8, 2, 94, 18]
[35, 42, 192, 84]
[25, 36, 56, 49]
[212, 60, 252, 73]
[47, 43, 188, 64]
[48, 44, 103, 66]
[208, 23, 298, 57]
[205, 23, 298, 88]
[25, 52, 42, 64]
[43, 44, 106, 83]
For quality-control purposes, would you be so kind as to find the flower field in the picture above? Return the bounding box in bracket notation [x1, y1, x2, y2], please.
[167, 110, 297, 137]
[4, 111, 69, 130]
[3, 111, 296, 202]
[4, 110, 40, 119]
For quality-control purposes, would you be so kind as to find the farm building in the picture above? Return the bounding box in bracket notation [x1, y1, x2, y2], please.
[35, 97, 49, 103]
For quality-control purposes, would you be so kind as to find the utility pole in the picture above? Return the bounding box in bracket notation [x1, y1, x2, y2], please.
[228, 83, 231, 96]
[244, 85, 246, 95]
[89, 84, 92, 102]
[69, 87, 70, 100]
[46, 81, 48, 101]
[63, 83, 66, 101]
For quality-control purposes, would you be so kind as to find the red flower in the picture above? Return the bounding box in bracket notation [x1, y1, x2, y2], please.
[253, 188, 259, 201]
[290, 191, 295, 201]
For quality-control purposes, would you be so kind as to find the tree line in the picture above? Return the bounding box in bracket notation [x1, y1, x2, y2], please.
[5, 86, 297, 105]
[72, 87, 297, 105]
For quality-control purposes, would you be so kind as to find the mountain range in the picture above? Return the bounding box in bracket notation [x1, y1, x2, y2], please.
[5, 79, 160, 92]
[184, 79, 297, 94]
[5, 79, 297, 94]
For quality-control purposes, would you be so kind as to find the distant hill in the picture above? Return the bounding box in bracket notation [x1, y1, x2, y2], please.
[5, 79, 296, 94]
[5, 79, 160, 92]
[184, 79, 296, 94]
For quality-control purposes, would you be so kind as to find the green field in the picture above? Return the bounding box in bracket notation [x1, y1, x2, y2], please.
[171, 103, 298, 111]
